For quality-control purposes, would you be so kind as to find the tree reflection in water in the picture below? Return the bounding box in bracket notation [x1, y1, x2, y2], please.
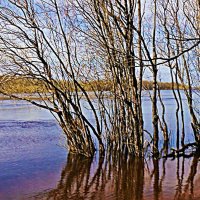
[35, 150, 200, 200]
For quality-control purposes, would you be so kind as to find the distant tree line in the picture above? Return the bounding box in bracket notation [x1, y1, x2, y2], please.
[0, 76, 190, 94]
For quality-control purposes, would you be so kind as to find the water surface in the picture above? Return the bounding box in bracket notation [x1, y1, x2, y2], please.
[0, 100, 67, 199]
[0, 91, 199, 200]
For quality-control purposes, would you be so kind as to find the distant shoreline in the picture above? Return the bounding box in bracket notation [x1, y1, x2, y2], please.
[1, 89, 198, 101]
[0, 95, 45, 101]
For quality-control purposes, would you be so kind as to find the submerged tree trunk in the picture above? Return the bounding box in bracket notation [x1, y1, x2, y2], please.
[152, 0, 159, 156]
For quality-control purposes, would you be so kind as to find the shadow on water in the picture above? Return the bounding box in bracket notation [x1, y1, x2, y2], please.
[33, 149, 200, 200]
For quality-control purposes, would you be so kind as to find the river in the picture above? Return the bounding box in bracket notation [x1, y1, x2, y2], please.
[0, 90, 199, 199]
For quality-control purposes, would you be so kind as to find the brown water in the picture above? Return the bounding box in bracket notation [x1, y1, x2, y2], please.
[33, 152, 200, 200]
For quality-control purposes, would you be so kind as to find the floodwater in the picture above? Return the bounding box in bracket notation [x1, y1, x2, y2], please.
[0, 91, 199, 200]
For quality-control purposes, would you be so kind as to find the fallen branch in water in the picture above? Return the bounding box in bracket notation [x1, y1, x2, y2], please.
[163, 142, 198, 158]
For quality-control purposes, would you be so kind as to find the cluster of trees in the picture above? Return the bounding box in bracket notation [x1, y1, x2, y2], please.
[0, 0, 199, 157]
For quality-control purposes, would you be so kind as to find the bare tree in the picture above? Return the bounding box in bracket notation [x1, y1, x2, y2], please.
[157, 0, 200, 147]
[0, 0, 105, 157]
[0, 0, 199, 157]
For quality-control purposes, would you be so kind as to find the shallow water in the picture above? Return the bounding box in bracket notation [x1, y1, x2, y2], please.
[0, 91, 199, 200]
[34, 153, 200, 200]
[0, 100, 67, 199]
